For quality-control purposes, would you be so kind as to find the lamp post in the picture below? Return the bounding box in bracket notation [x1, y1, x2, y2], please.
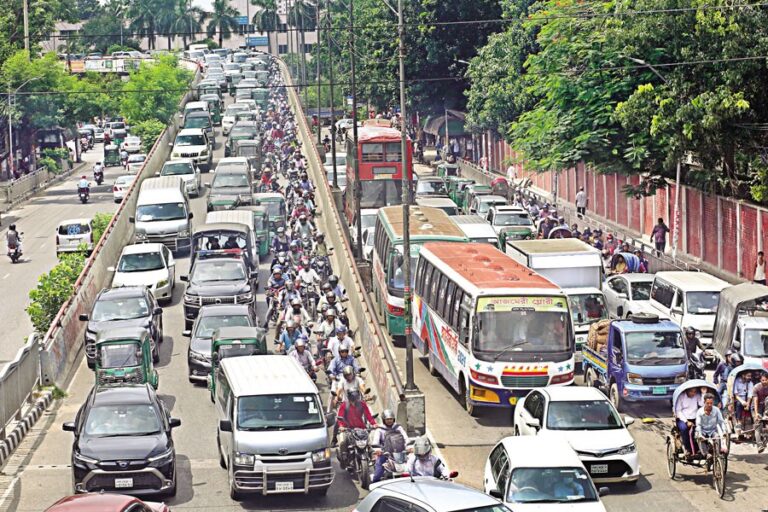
[326, 0, 338, 189]
[349, 0, 363, 258]
[6, 76, 42, 178]
[315, 2, 321, 146]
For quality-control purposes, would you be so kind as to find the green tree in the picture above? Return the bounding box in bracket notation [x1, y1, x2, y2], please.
[204, 0, 240, 49]
[127, 0, 159, 50]
[171, 0, 205, 50]
[251, 0, 279, 54]
[27, 252, 86, 333]
[120, 54, 193, 124]
[130, 119, 166, 151]
[288, 0, 316, 96]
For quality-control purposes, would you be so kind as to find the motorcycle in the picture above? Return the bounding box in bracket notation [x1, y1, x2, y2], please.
[687, 349, 706, 380]
[7, 234, 23, 263]
[93, 168, 104, 185]
[339, 426, 373, 489]
[78, 187, 89, 204]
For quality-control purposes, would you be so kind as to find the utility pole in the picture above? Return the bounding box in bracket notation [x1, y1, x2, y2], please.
[316, 3, 321, 146]
[23, 0, 30, 55]
[350, 0, 362, 258]
[397, 0, 414, 391]
[327, 0, 338, 189]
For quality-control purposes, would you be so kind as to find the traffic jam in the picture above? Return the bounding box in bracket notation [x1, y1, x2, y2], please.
[37, 49, 768, 512]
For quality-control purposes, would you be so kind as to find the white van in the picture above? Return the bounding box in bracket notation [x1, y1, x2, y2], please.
[131, 176, 193, 252]
[182, 101, 209, 122]
[650, 271, 730, 350]
[450, 215, 499, 246]
[215, 356, 334, 499]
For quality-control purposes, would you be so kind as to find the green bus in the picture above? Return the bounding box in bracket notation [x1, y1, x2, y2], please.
[371, 205, 468, 338]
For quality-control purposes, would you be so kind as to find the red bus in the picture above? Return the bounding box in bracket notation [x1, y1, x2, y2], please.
[344, 125, 413, 223]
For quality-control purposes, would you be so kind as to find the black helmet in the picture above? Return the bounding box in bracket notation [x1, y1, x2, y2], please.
[347, 390, 361, 403]
[685, 326, 696, 335]
[9, 224, 16, 231]
[730, 353, 744, 366]
[329, 275, 339, 286]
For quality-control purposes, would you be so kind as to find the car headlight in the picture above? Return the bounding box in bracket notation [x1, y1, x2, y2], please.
[74, 452, 98, 466]
[172, 152, 179, 159]
[200, 149, 209, 156]
[675, 373, 687, 384]
[312, 448, 331, 463]
[156, 279, 169, 289]
[184, 294, 199, 305]
[234, 452, 255, 466]
[189, 350, 209, 362]
[148, 448, 175, 467]
[237, 292, 253, 302]
[135, 231, 148, 241]
[179, 229, 190, 238]
[617, 443, 636, 455]
[627, 373, 643, 385]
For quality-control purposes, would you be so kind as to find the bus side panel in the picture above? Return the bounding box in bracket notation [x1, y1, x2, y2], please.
[412, 294, 461, 393]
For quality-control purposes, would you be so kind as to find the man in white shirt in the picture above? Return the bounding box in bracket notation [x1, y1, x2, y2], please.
[575, 187, 588, 218]
[675, 387, 702, 456]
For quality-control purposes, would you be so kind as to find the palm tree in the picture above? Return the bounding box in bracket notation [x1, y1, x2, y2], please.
[204, 0, 240, 48]
[289, 0, 316, 99]
[251, 0, 279, 54]
[172, 0, 204, 50]
[127, 0, 158, 49]
[155, 0, 179, 50]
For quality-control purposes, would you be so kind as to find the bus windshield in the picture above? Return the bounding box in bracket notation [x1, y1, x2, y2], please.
[360, 180, 402, 208]
[474, 296, 570, 358]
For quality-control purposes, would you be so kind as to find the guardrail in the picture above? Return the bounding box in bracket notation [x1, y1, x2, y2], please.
[0, 333, 40, 440]
[0, 166, 61, 205]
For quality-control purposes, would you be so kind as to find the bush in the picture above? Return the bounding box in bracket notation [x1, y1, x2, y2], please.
[130, 119, 166, 153]
[38, 156, 60, 174]
[27, 252, 86, 333]
[91, 213, 113, 244]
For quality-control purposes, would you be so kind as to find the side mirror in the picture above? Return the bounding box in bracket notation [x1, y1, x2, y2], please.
[78, 314, 89, 321]
[182, 330, 192, 337]
[154, 171, 160, 177]
[617, 306, 624, 318]
[671, 307, 683, 315]
[62, 422, 76, 432]
[180, 275, 189, 282]
[325, 412, 337, 427]
[249, 272, 258, 280]
[617, 292, 628, 300]
[525, 418, 541, 429]
[624, 415, 635, 426]
[153, 307, 162, 315]
[219, 419, 233, 432]
[449, 470, 459, 479]
[129, 217, 136, 223]
[598, 487, 610, 497]
[488, 489, 503, 499]
[169, 418, 181, 428]
[188, 212, 194, 220]
[169, 140, 175, 146]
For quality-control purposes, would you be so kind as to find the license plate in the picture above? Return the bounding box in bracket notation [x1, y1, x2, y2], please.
[591, 464, 608, 474]
[114, 478, 133, 488]
[275, 481, 294, 491]
[652, 386, 667, 395]
[509, 397, 518, 405]
[70, 239, 80, 244]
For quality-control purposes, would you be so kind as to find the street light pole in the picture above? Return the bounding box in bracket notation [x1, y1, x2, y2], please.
[326, 0, 338, 189]
[23, 0, 30, 55]
[315, 3, 321, 146]
[350, 0, 362, 258]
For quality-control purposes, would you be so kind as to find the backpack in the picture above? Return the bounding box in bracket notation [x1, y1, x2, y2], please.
[382, 428, 406, 454]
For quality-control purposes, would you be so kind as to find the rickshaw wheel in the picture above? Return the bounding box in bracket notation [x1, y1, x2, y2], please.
[666, 439, 677, 478]
[713, 449, 726, 498]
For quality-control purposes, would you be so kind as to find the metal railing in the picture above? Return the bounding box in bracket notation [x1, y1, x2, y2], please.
[0, 333, 40, 439]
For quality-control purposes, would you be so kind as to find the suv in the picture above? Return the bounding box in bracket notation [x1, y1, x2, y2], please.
[181, 255, 256, 329]
[486, 205, 534, 240]
[63, 384, 181, 496]
[171, 128, 212, 171]
[159, 159, 202, 197]
[183, 110, 215, 145]
[207, 167, 252, 211]
[56, 218, 94, 255]
[79, 287, 163, 368]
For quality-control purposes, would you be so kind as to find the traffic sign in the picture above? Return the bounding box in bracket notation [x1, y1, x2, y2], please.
[246, 36, 269, 47]
[236, 16, 248, 25]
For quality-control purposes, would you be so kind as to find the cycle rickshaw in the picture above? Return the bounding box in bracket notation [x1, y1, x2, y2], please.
[666, 379, 729, 498]
[724, 361, 768, 448]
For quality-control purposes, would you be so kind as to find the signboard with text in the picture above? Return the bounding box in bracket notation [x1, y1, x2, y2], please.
[246, 36, 269, 47]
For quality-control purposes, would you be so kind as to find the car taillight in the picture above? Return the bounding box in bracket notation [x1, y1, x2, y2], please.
[56, 235, 59, 245]
[551, 371, 574, 384]
[386, 303, 404, 316]
[470, 369, 499, 385]
[113, 185, 118, 192]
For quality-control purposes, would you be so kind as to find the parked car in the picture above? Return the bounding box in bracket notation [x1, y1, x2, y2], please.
[44, 493, 169, 512]
[484, 436, 608, 511]
[513, 386, 639, 484]
[112, 174, 137, 203]
[92, 127, 105, 143]
[79, 287, 163, 368]
[56, 218, 94, 255]
[126, 153, 147, 174]
[63, 384, 181, 496]
[159, 159, 202, 197]
[335, 118, 354, 131]
[110, 243, 176, 304]
[603, 273, 656, 319]
[323, 152, 347, 176]
[357, 478, 507, 512]
[121, 135, 142, 153]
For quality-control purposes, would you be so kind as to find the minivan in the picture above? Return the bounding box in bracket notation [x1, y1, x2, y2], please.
[171, 128, 212, 171]
[215, 356, 334, 499]
[650, 271, 730, 352]
[131, 176, 193, 252]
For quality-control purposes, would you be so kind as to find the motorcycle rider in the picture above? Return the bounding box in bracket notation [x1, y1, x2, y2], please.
[279, 279, 302, 310]
[271, 227, 290, 254]
[263, 267, 287, 328]
[329, 345, 360, 379]
[6, 224, 21, 256]
[328, 274, 347, 300]
[294, 214, 315, 240]
[277, 320, 301, 353]
[331, 364, 366, 407]
[371, 409, 409, 482]
[327, 325, 354, 361]
[281, 297, 312, 326]
[298, 260, 321, 288]
[684, 327, 706, 359]
[314, 232, 330, 257]
[714, 352, 741, 396]
[120, 148, 129, 167]
[318, 290, 344, 316]
[406, 436, 451, 479]
[299, 172, 314, 193]
[289, 337, 317, 380]
[336, 390, 376, 467]
[92, 161, 104, 182]
[77, 175, 90, 199]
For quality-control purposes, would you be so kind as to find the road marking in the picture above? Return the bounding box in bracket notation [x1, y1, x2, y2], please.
[2, 274, 9, 279]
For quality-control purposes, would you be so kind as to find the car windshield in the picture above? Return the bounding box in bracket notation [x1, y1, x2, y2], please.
[136, 203, 186, 222]
[546, 400, 623, 430]
[478, 200, 506, 214]
[91, 297, 150, 321]
[225, 106, 248, 116]
[495, 213, 532, 226]
[568, 293, 609, 327]
[58, 223, 90, 236]
[192, 260, 246, 283]
[507, 467, 597, 504]
[452, 507, 510, 512]
[416, 180, 447, 195]
[175, 134, 206, 146]
[185, 117, 210, 129]
[686, 291, 721, 315]
[116, 176, 134, 186]
[99, 343, 140, 368]
[162, 162, 194, 176]
[118, 252, 165, 272]
[195, 314, 251, 339]
[237, 394, 324, 430]
[624, 331, 686, 365]
[631, 282, 652, 301]
[212, 173, 249, 188]
[743, 329, 768, 357]
[361, 215, 376, 231]
[127, 155, 145, 163]
[84, 404, 161, 437]
[125, 137, 140, 144]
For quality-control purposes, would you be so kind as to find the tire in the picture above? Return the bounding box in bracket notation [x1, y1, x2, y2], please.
[229, 467, 242, 501]
[153, 347, 160, 364]
[666, 440, 677, 479]
[459, 379, 477, 417]
[427, 350, 439, 376]
[218, 435, 226, 469]
[359, 455, 371, 490]
[713, 451, 726, 498]
[609, 383, 623, 413]
[585, 368, 595, 388]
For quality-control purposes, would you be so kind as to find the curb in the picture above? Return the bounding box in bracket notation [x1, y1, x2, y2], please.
[0, 391, 52, 467]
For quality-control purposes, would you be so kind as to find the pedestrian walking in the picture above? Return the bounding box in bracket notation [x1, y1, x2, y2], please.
[651, 218, 670, 256]
[755, 251, 766, 285]
[575, 187, 588, 218]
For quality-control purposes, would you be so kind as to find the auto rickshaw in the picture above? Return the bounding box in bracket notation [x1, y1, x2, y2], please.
[103, 144, 121, 167]
[234, 139, 262, 175]
[609, 252, 642, 274]
[252, 192, 287, 232]
[200, 94, 223, 125]
[491, 176, 511, 199]
[724, 362, 767, 445]
[238, 205, 270, 257]
[436, 162, 459, 178]
[446, 177, 475, 207]
[666, 379, 728, 498]
[92, 327, 159, 389]
[208, 326, 268, 401]
[191, 222, 258, 274]
[461, 184, 492, 214]
[111, 128, 127, 148]
[252, 88, 269, 110]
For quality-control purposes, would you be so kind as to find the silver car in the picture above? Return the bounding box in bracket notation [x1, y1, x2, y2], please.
[357, 478, 510, 512]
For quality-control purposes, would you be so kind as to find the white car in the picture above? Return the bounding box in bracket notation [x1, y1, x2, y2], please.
[56, 218, 94, 255]
[484, 436, 607, 511]
[126, 153, 147, 174]
[93, 127, 105, 142]
[215, 156, 251, 175]
[112, 174, 137, 202]
[335, 118, 354, 131]
[222, 104, 249, 135]
[603, 273, 656, 319]
[109, 243, 176, 303]
[159, 159, 202, 196]
[323, 152, 347, 176]
[350, 208, 378, 250]
[121, 135, 142, 153]
[361, 227, 375, 262]
[513, 387, 639, 484]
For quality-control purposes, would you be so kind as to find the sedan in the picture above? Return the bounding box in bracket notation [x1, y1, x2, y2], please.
[110, 243, 176, 303]
[335, 118, 354, 131]
[159, 159, 202, 197]
[93, 127, 105, 142]
[121, 135, 142, 153]
[63, 384, 180, 496]
[356, 478, 506, 512]
[45, 493, 169, 512]
[603, 273, 655, 319]
[113, 174, 137, 203]
[126, 153, 147, 174]
[513, 387, 639, 484]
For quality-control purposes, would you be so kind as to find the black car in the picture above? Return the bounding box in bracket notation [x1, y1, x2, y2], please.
[206, 169, 252, 211]
[63, 384, 181, 496]
[181, 256, 256, 329]
[80, 287, 163, 368]
[182, 304, 255, 383]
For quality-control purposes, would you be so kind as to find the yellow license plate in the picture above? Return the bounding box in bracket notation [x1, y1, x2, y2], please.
[509, 397, 518, 405]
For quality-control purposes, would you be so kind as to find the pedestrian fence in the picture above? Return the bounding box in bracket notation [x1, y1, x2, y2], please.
[0, 333, 41, 440]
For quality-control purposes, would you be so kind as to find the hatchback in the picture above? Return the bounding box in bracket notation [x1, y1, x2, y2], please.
[113, 174, 137, 203]
[56, 218, 94, 255]
[357, 478, 508, 512]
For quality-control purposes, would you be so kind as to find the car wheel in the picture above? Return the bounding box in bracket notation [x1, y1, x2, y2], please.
[459, 379, 477, 417]
[218, 434, 226, 469]
[229, 467, 242, 501]
[585, 368, 595, 388]
[153, 345, 160, 364]
[609, 383, 623, 412]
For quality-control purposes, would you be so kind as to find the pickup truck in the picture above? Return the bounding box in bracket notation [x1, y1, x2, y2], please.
[582, 313, 688, 411]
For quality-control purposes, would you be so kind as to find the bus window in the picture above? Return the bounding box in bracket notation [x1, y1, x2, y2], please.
[385, 142, 402, 162]
[361, 181, 402, 208]
[458, 303, 470, 347]
[443, 281, 456, 320]
[362, 143, 384, 162]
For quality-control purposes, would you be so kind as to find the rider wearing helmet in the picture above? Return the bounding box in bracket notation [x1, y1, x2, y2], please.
[406, 436, 450, 479]
[371, 410, 409, 482]
[314, 232, 330, 258]
[282, 297, 312, 325]
[271, 226, 290, 254]
[329, 274, 347, 300]
[289, 336, 317, 379]
[331, 364, 366, 405]
[77, 175, 90, 197]
[295, 214, 315, 239]
[329, 344, 360, 379]
[336, 390, 376, 467]
[684, 327, 706, 358]
[278, 319, 301, 353]
[327, 325, 354, 360]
